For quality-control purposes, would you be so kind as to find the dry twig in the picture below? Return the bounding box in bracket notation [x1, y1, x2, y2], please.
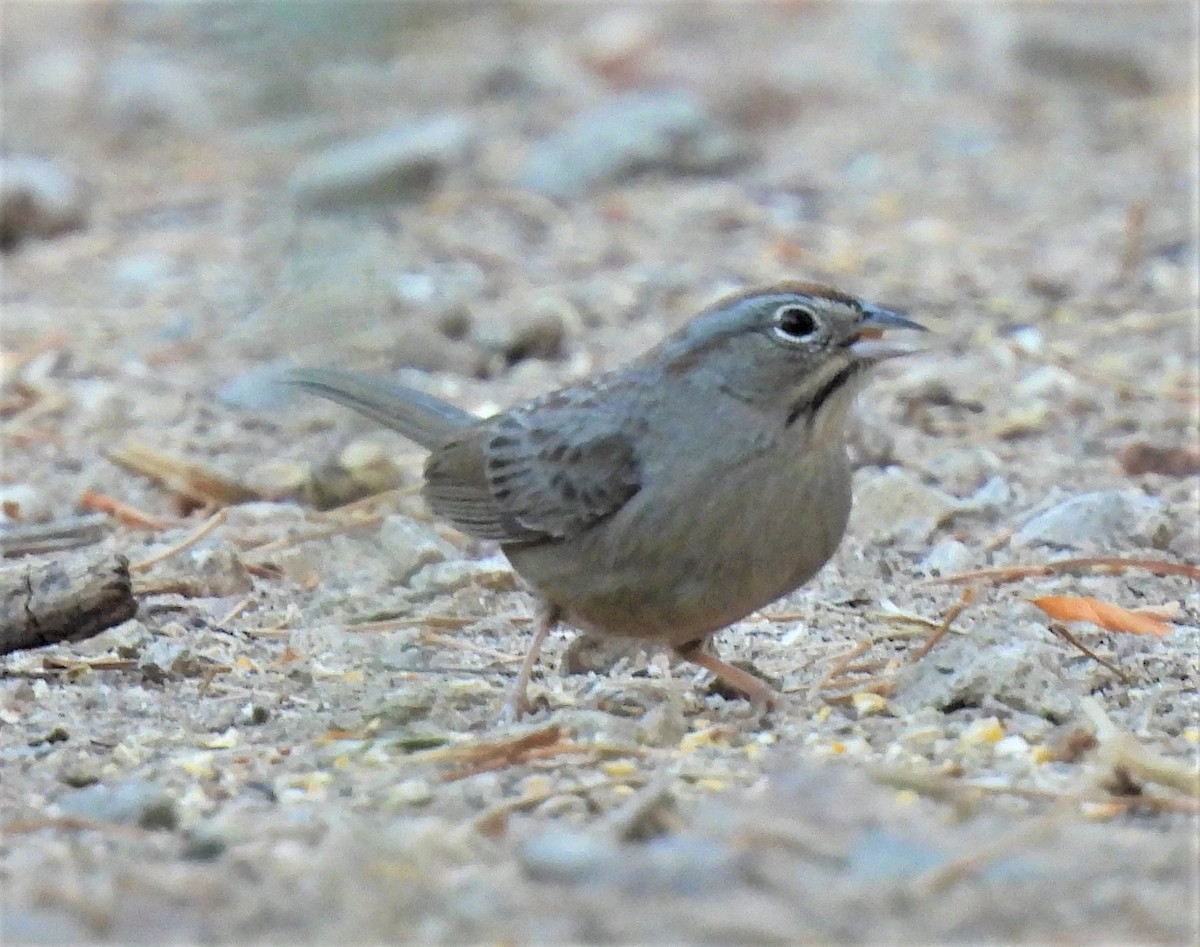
[921, 556, 1200, 587]
[0, 514, 111, 558]
[909, 586, 980, 663]
[1047, 623, 1130, 683]
[129, 509, 228, 574]
[242, 514, 384, 560]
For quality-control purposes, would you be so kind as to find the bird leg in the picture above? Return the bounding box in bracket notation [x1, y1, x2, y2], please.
[499, 604, 560, 722]
[675, 639, 777, 710]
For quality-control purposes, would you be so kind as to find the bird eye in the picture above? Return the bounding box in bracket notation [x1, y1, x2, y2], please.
[771, 305, 820, 343]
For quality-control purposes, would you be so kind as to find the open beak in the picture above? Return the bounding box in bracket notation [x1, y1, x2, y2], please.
[849, 304, 927, 360]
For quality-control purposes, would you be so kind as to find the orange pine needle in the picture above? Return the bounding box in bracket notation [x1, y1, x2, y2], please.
[1030, 595, 1174, 637]
[78, 490, 174, 531]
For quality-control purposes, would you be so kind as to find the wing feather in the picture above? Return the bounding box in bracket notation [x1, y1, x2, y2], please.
[422, 405, 642, 545]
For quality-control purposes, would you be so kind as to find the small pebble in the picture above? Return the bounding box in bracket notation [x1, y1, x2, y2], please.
[56, 757, 100, 788]
[182, 824, 228, 861]
[59, 779, 178, 831]
[852, 692, 889, 718]
[0, 154, 87, 249]
[959, 717, 1005, 746]
[502, 307, 569, 364]
[111, 252, 177, 302]
[137, 638, 193, 683]
[629, 836, 740, 895]
[634, 700, 689, 747]
[188, 542, 255, 597]
[893, 630, 1075, 723]
[919, 538, 973, 576]
[518, 829, 617, 883]
[236, 703, 271, 726]
[386, 779, 435, 808]
[0, 484, 51, 522]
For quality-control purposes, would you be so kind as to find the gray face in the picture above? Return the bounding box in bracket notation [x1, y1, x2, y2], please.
[651, 286, 902, 423]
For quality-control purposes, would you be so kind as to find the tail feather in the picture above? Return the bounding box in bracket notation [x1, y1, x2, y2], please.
[282, 367, 476, 449]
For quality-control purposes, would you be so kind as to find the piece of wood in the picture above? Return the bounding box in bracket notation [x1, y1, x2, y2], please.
[0, 514, 111, 558]
[0, 552, 137, 655]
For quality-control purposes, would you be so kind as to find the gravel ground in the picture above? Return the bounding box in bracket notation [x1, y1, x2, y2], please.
[2, 3, 1198, 944]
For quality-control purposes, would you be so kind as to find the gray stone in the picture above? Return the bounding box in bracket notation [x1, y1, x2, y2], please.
[182, 824, 227, 861]
[849, 466, 961, 545]
[377, 516, 458, 585]
[891, 627, 1075, 722]
[519, 92, 747, 198]
[518, 829, 617, 883]
[0, 154, 86, 248]
[59, 779, 178, 830]
[290, 115, 473, 210]
[499, 306, 569, 364]
[1012, 489, 1169, 549]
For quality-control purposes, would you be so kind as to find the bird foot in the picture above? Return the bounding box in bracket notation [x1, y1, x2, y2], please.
[676, 642, 778, 712]
[496, 606, 559, 724]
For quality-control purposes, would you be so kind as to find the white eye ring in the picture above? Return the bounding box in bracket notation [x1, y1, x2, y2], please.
[771, 304, 820, 343]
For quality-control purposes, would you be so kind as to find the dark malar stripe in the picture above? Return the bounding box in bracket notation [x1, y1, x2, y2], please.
[785, 363, 861, 427]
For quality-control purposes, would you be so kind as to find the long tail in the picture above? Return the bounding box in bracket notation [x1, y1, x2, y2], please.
[282, 367, 477, 449]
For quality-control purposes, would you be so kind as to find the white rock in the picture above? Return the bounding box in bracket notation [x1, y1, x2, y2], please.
[919, 539, 974, 576]
[1013, 489, 1168, 549]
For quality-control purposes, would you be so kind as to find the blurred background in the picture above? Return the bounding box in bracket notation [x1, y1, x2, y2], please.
[3, 2, 1192, 381]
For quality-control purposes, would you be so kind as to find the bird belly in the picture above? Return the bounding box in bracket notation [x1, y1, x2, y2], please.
[508, 450, 852, 646]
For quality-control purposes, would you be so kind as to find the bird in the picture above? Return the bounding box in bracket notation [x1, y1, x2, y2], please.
[283, 280, 925, 718]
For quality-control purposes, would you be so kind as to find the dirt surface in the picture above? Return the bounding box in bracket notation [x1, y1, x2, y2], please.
[2, 3, 1198, 944]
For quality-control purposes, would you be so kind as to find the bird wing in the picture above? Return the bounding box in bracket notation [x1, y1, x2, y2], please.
[423, 405, 642, 545]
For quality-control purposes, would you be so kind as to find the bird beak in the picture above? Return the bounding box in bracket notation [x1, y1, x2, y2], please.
[850, 304, 927, 360]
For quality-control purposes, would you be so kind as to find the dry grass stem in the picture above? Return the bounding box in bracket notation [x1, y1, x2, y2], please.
[910, 587, 980, 663]
[129, 509, 228, 574]
[1047, 623, 1130, 682]
[1080, 697, 1200, 799]
[243, 514, 384, 559]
